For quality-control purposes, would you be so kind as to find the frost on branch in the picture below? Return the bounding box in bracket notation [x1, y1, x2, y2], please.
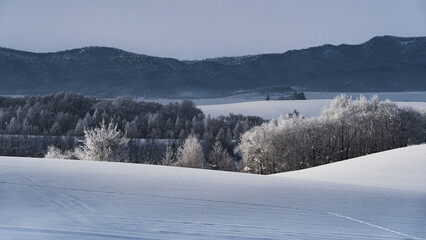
[175, 134, 205, 168]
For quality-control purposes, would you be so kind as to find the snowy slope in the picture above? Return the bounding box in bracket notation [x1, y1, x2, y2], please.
[199, 100, 426, 119]
[276, 144, 426, 192]
[1, 146, 426, 239]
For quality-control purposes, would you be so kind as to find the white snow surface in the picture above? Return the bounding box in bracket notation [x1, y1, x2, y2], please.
[277, 144, 426, 193]
[199, 100, 426, 119]
[1, 145, 426, 239]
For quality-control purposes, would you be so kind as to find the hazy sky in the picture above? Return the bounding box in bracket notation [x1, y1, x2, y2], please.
[0, 0, 425, 60]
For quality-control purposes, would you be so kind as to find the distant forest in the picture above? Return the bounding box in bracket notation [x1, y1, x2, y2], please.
[0, 93, 263, 162]
[0, 93, 264, 138]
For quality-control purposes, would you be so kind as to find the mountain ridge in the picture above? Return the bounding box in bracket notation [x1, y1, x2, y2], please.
[1, 35, 425, 97]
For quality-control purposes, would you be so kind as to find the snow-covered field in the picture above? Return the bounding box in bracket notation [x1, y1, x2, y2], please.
[133, 91, 426, 106]
[199, 99, 328, 118]
[1, 145, 425, 239]
[304, 91, 426, 102]
[199, 100, 426, 119]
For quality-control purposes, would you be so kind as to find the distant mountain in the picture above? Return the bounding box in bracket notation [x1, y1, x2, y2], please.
[1, 36, 425, 97]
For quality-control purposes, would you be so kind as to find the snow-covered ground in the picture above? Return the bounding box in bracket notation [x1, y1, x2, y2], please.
[1, 145, 425, 239]
[199, 100, 426, 119]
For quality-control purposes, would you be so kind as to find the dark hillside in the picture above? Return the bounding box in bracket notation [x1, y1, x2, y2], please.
[1, 36, 425, 97]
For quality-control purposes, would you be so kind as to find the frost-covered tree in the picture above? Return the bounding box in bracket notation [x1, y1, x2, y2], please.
[236, 121, 278, 174]
[209, 141, 234, 171]
[7, 117, 21, 134]
[80, 120, 129, 162]
[45, 146, 65, 159]
[162, 146, 176, 166]
[22, 118, 34, 135]
[74, 118, 88, 136]
[175, 134, 204, 168]
[321, 94, 357, 161]
[236, 113, 308, 174]
[124, 120, 138, 138]
[50, 122, 61, 135]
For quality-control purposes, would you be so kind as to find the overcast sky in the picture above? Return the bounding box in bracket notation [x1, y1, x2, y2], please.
[0, 0, 425, 60]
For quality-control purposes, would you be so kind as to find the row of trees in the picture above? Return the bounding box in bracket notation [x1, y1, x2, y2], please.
[0, 135, 77, 158]
[237, 95, 424, 174]
[266, 92, 306, 101]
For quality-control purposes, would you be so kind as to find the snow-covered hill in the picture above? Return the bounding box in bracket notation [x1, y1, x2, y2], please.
[1, 145, 425, 239]
[199, 100, 426, 119]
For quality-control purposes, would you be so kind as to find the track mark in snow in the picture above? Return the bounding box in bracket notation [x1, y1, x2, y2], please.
[327, 212, 425, 240]
[0, 224, 157, 239]
[0, 180, 318, 214]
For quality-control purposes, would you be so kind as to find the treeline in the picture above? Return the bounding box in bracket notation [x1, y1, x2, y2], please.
[0, 93, 263, 140]
[0, 135, 78, 157]
[237, 95, 425, 174]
